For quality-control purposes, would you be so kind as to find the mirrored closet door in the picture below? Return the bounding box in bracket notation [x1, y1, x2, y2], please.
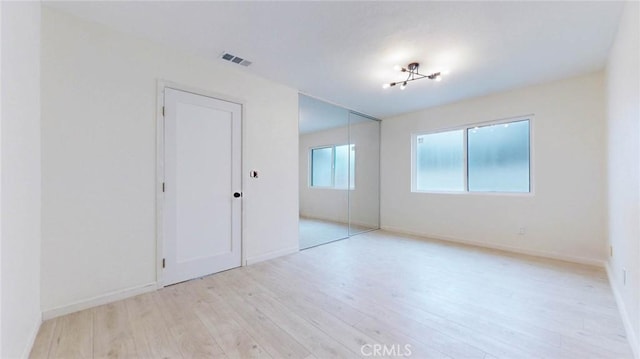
[348, 112, 380, 236]
[298, 94, 380, 250]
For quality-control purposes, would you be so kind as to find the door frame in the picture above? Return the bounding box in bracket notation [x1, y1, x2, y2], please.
[155, 80, 245, 287]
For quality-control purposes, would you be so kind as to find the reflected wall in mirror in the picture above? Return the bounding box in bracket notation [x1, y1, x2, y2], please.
[299, 95, 349, 249]
[348, 112, 380, 236]
[298, 94, 380, 250]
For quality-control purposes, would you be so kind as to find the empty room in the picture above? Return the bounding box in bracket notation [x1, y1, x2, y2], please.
[1, 1, 639, 358]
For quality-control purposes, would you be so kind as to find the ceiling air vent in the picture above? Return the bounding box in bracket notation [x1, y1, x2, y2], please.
[220, 52, 252, 67]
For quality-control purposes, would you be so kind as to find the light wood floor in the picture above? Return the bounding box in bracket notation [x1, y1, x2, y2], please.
[31, 230, 632, 358]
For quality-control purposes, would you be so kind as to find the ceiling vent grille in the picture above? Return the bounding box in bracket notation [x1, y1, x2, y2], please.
[220, 52, 252, 67]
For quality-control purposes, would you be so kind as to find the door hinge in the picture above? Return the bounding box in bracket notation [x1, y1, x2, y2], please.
[162, 106, 165, 117]
[162, 258, 165, 268]
[162, 182, 165, 192]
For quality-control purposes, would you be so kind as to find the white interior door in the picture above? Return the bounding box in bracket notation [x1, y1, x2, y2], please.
[163, 88, 242, 286]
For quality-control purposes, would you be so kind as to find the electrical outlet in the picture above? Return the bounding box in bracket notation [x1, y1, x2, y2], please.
[518, 227, 526, 235]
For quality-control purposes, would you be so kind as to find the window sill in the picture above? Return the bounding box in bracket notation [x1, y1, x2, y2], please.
[411, 190, 534, 197]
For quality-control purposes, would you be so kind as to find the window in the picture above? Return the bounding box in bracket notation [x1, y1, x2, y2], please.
[311, 147, 333, 187]
[468, 120, 530, 192]
[416, 130, 465, 191]
[310, 144, 355, 189]
[413, 118, 530, 193]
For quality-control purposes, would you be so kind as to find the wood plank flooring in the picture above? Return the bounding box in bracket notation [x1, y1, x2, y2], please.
[30, 230, 633, 358]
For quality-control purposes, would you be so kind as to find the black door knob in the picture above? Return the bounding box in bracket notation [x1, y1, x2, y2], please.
[233, 192, 242, 198]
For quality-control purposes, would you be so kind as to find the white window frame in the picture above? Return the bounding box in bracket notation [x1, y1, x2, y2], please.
[309, 144, 355, 190]
[411, 115, 534, 196]
[309, 145, 335, 188]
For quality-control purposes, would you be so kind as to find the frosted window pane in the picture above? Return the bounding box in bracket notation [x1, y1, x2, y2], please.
[416, 130, 464, 191]
[334, 145, 350, 189]
[311, 147, 332, 187]
[468, 120, 530, 192]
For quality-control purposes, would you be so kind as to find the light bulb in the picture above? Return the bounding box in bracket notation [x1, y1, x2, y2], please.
[435, 75, 442, 82]
[382, 83, 390, 89]
[400, 82, 407, 90]
[393, 65, 402, 71]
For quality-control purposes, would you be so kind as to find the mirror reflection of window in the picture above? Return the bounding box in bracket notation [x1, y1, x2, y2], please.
[310, 144, 355, 189]
[299, 94, 380, 250]
[310, 147, 333, 187]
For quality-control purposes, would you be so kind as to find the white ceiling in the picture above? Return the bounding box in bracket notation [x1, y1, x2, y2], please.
[45, 1, 624, 119]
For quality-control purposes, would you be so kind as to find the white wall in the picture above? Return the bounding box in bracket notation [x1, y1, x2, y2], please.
[605, 1, 640, 356]
[381, 72, 606, 265]
[1, 3, 3, 354]
[1, 1, 42, 357]
[40, 7, 298, 315]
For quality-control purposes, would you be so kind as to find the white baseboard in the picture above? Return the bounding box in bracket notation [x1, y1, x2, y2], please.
[21, 316, 42, 359]
[380, 225, 605, 267]
[606, 263, 639, 359]
[245, 245, 299, 266]
[42, 246, 300, 321]
[42, 282, 158, 320]
[41, 246, 299, 322]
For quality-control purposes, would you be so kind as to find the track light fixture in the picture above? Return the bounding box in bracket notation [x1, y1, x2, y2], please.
[382, 62, 442, 90]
